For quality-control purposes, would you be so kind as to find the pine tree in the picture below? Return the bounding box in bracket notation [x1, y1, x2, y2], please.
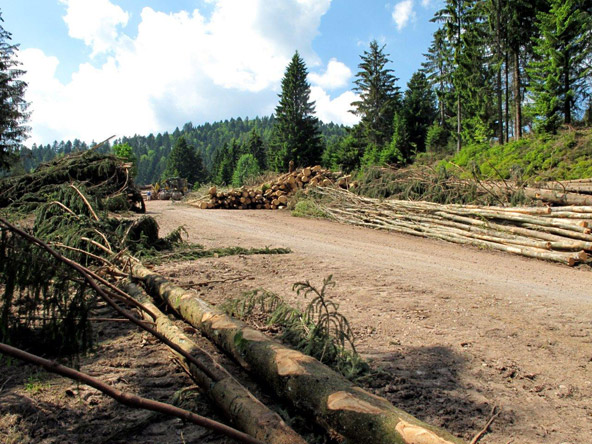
[164, 136, 206, 185]
[232, 153, 260, 187]
[351, 40, 400, 149]
[527, 0, 591, 132]
[422, 29, 453, 128]
[0, 11, 29, 169]
[270, 52, 322, 171]
[403, 71, 437, 155]
[506, 0, 545, 140]
[245, 128, 266, 170]
[381, 112, 409, 164]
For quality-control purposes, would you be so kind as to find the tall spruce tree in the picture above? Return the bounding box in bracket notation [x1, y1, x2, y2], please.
[527, 0, 591, 132]
[164, 135, 206, 185]
[506, 0, 546, 140]
[422, 29, 453, 128]
[403, 71, 437, 154]
[351, 40, 400, 149]
[0, 11, 29, 169]
[270, 51, 322, 171]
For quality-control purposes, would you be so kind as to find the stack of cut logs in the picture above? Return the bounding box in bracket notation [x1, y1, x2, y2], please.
[196, 166, 349, 210]
[525, 178, 592, 206]
[312, 187, 592, 266]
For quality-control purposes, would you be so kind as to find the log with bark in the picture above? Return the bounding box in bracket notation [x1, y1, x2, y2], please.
[130, 263, 466, 444]
[193, 166, 350, 210]
[524, 187, 592, 206]
[123, 281, 307, 444]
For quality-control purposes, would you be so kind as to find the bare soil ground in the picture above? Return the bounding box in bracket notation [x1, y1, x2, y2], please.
[149, 200, 592, 444]
[2, 199, 591, 444]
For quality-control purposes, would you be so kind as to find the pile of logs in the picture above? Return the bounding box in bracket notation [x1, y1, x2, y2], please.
[312, 187, 592, 266]
[525, 178, 592, 206]
[195, 166, 350, 210]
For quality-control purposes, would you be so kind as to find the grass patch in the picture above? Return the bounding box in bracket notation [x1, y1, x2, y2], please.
[142, 244, 291, 265]
[291, 199, 328, 219]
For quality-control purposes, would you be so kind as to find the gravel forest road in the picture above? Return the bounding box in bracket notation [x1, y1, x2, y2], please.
[150, 200, 592, 444]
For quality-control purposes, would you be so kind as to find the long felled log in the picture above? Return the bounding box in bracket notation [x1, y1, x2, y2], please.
[524, 187, 592, 206]
[131, 263, 466, 444]
[123, 282, 307, 444]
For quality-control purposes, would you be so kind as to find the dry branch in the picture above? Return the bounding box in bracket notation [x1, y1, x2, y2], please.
[0, 342, 265, 444]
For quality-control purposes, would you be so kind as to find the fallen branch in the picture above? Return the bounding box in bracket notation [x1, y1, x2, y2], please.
[469, 406, 501, 444]
[0, 342, 265, 444]
[69, 183, 100, 221]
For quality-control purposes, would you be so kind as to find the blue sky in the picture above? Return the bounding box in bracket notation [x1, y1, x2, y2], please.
[2, 0, 441, 145]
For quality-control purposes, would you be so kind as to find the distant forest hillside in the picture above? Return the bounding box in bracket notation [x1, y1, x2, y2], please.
[18, 116, 348, 185]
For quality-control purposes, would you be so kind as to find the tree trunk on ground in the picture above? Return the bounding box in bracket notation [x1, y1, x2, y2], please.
[524, 188, 592, 206]
[130, 264, 466, 444]
[123, 282, 307, 444]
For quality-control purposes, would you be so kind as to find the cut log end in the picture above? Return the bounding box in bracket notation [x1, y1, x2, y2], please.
[326, 391, 386, 415]
[395, 419, 458, 444]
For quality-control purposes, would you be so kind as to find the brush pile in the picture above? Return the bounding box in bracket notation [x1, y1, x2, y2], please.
[0, 150, 145, 214]
[312, 187, 592, 266]
[196, 166, 350, 209]
[354, 165, 525, 205]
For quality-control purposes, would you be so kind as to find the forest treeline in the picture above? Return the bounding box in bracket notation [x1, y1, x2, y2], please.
[16, 117, 347, 186]
[4, 0, 592, 187]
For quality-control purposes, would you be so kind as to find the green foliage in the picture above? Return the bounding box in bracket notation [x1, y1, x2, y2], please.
[15, 117, 347, 185]
[270, 52, 323, 171]
[0, 150, 142, 215]
[403, 71, 437, 154]
[329, 127, 366, 173]
[223, 276, 369, 380]
[232, 153, 260, 187]
[382, 112, 409, 164]
[351, 40, 401, 148]
[291, 198, 328, 219]
[112, 142, 137, 176]
[526, 0, 591, 132]
[425, 123, 451, 153]
[0, 12, 30, 170]
[0, 225, 94, 356]
[141, 245, 291, 265]
[164, 135, 207, 185]
[445, 128, 592, 181]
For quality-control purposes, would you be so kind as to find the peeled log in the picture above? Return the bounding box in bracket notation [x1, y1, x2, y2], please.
[124, 282, 306, 444]
[131, 264, 465, 444]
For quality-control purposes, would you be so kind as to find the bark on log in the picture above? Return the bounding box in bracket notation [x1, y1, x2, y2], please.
[124, 282, 307, 444]
[524, 188, 592, 206]
[131, 264, 466, 444]
[536, 182, 592, 194]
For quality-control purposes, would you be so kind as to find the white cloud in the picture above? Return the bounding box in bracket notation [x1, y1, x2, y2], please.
[421, 0, 433, 7]
[60, 0, 129, 56]
[309, 58, 352, 90]
[310, 87, 359, 126]
[392, 0, 416, 31]
[21, 0, 362, 144]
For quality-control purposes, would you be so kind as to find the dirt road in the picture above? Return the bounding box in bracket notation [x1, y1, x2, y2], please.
[149, 200, 592, 444]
